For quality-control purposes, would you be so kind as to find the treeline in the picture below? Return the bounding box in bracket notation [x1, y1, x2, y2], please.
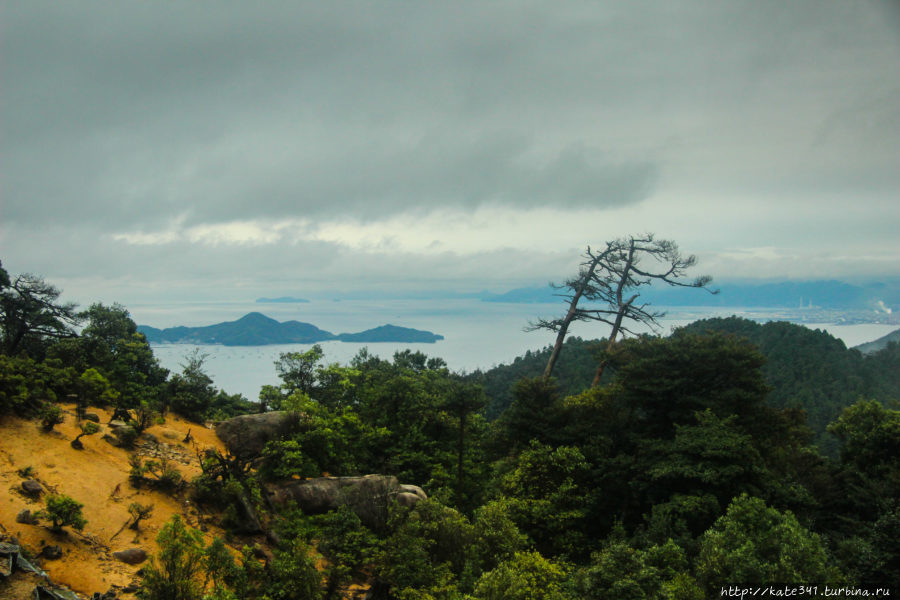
[477, 317, 900, 453]
[2, 260, 900, 597]
[0, 261, 256, 429]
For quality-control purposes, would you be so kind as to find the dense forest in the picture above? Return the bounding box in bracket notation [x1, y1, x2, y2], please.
[477, 318, 900, 455]
[2, 260, 899, 598]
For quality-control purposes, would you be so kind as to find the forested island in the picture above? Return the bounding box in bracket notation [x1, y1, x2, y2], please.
[137, 312, 445, 345]
[2, 256, 899, 599]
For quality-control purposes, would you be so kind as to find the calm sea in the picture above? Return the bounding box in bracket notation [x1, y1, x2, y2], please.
[127, 299, 898, 401]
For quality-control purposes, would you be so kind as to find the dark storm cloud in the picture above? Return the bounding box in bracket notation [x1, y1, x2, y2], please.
[1, 1, 899, 292]
[1, 1, 664, 230]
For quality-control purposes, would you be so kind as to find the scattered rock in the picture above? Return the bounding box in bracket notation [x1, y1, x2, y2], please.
[21, 479, 42, 496]
[15, 509, 37, 525]
[40, 545, 63, 560]
[83, 413, 101, 423]
[161, 431, 179, 440]
[108, 420, 128, 430]
[141, 432, 158, 444]
[112, 548, 147, 565]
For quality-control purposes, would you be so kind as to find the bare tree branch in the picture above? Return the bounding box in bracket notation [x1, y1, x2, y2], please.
[529, 234, 716, 384]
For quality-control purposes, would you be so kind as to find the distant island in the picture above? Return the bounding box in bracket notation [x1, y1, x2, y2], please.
[138, 312, 444, 345]
[255, 296, 310, 303]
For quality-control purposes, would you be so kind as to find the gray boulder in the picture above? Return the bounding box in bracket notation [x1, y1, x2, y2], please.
[21, 480, 42, 496]
[399, 484, 428, 501]
[215, 411, 301, 458]
[267, 474, 427, 528]
[15, 510, 37, 525]
[40, 545, 62, 560]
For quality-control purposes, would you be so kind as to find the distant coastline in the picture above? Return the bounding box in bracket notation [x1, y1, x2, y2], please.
[256, 296, 310, 303]
[138, 312, 444, 346]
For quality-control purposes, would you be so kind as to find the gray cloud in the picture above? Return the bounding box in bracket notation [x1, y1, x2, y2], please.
[1, 1, 899, 295]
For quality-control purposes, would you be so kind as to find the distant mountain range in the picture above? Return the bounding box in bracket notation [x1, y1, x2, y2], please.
[138, 312, 444, 346]
[480, 279, 900, 311]
[255, 296, 310, 303]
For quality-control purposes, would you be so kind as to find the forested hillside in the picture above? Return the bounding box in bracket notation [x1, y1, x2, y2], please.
[2, 262, 899, 597]
[478, 317, 900, 453]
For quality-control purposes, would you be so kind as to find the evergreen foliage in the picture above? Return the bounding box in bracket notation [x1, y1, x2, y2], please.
[37, 494, 87, 532]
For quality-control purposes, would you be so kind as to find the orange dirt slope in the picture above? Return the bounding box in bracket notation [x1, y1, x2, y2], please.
[0, 403, 226, 599]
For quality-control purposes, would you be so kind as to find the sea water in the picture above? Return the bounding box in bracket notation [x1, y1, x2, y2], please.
[129, 299, 898, 401]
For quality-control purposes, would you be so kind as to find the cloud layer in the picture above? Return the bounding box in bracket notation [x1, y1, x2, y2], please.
[2, 1, 899, 304]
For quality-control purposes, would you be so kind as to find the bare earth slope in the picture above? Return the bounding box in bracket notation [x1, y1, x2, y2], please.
[0, 404, 226, 599]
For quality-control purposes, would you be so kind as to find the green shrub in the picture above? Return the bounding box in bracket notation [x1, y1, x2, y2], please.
[39, 402, 64, 431]
[36, 494, 87, 532]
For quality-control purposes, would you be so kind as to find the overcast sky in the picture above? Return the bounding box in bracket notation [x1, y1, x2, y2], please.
[2, 1, 899, 306]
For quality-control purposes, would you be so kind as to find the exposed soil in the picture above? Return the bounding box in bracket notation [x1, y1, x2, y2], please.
[0, 404, 226, 599]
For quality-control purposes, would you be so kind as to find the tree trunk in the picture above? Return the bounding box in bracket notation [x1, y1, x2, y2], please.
[591, 293, 637, 388]
[543, 251, 605, 380]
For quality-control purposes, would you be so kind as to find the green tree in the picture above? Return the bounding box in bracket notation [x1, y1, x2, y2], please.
[71, 420, 100, 449]
[0, 262, 80, 358]
[828, 399, 900, 479]
[497, 442, 589, 559]
[168, 349, 217, 421]
[313, 505, 379, 599]
[79, 367, 120, 407]
[0, 355, 70, 414]
[375, 499, 473, 598]
[264, 538, 323, 600]
[37, 493, 87, 532]
[39, 402, 65, 431]
[128, 502, 154, 531]
[473, 551, 570, 600]
[48, 303, 168, 411]
[441, 380, 487, 511]
[138, 515, 205, 600]
[695, 494, 841, 593]
[468, 498, 529, 577]
[572, 538, 702, 600]
[275, 345, 325, 396]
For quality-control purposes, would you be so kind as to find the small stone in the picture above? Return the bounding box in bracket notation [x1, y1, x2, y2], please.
[112, 548, 147, 565]
[21, 479, 43, 496]
[108, 420, 128, 429]
[15, 509, 37, 524]
[41, 545, 63, 559]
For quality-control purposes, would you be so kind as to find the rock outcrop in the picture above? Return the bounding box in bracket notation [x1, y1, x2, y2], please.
[267, 474, 427, 529]
[215, 411, 301, 458]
